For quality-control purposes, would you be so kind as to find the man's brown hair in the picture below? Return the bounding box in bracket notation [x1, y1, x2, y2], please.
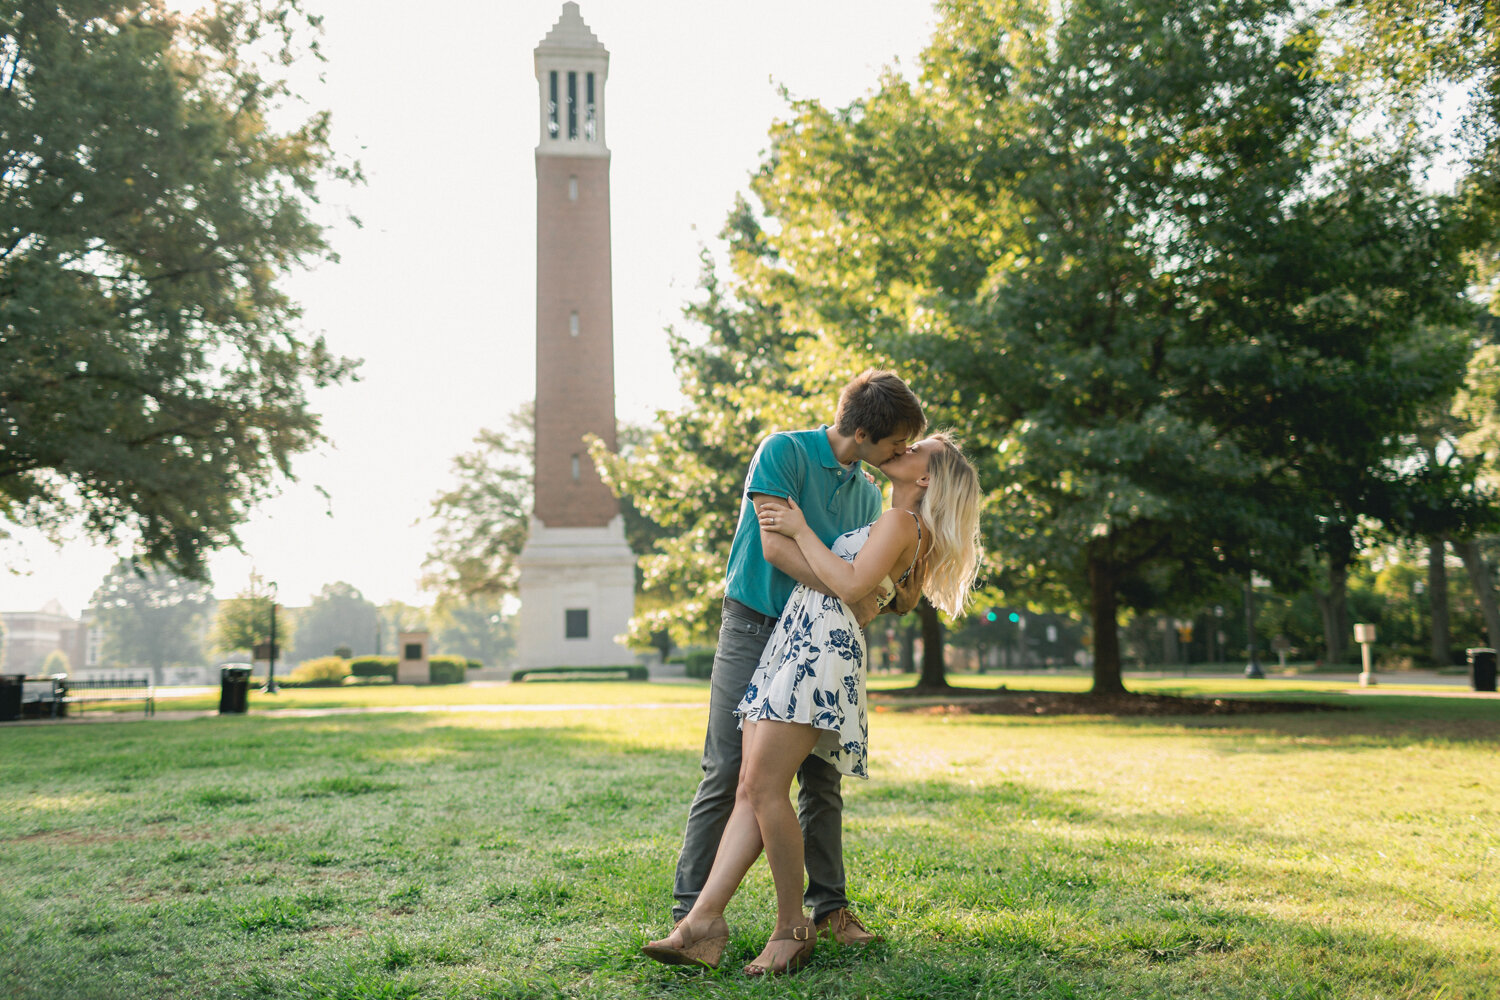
[834, 369, 926, 442]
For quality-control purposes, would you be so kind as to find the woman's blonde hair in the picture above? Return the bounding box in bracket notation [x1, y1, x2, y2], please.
[917, 432, 981, 618]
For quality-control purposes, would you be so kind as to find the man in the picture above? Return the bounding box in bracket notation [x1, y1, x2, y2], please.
[671, 369, 926, 946]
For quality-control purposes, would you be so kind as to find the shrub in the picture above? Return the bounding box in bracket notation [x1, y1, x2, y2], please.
[281, 656, 350, 688]
[466, 658, 483, 671]
[349, 656, 398, 680]
[428, 656, 466, 685]
[41, 649, 71, 675]
[333, 645, 353, 659]
[683, 648, 715, 679]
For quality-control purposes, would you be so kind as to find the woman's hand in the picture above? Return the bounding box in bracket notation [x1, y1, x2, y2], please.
[756, 496, 807, 538]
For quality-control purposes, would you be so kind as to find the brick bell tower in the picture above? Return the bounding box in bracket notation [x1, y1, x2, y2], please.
[516, 3, 637, 670]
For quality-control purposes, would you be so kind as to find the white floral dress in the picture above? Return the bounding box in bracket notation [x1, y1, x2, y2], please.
[735, 517, 919, 779]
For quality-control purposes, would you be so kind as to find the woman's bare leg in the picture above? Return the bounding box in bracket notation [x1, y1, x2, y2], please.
[652, 721, 776, 948]
[742, 719, 823, 968]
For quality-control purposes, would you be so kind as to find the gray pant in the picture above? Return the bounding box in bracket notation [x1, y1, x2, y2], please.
[670, 603, 847, 923]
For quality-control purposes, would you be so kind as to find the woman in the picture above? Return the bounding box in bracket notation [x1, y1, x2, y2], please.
[643, 433, 981, 975]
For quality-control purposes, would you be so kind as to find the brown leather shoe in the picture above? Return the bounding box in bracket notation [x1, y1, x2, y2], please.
[815, 907, 883, 946]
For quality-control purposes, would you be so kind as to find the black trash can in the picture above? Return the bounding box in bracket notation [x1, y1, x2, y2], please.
[219, 666, 251, 715]
[0, 675, 22, 722]
[1468, 648, 1498, 693]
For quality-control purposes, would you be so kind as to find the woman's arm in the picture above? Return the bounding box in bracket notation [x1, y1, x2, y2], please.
[757, 499, 916, 608]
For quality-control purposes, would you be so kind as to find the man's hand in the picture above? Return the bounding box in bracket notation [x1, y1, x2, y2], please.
[850, 592, 880, 629]
[885, 551, 926, 616]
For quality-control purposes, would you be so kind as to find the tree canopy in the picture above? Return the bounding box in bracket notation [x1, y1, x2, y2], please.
[598, 0, 1482, 691]
[288, 581, 376, 663]
[422, 404, 533, 610]
[209, 571, 287, 656]
[0, 1, 357, 578]
[92, 558, 212, 677]
[592, 199, 879, 649]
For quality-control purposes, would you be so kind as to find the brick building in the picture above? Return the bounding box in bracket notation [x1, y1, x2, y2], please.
[1, 600, 93, 674]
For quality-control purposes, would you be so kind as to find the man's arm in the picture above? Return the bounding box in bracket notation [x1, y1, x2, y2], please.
[754, 494, 881, 626]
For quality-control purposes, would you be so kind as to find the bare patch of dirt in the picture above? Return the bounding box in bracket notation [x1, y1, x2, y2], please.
[881, 687, 1350, 717]
[7, 828, 137, 846]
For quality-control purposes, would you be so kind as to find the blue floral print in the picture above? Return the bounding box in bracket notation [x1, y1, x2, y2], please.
[735, 524, 874, 779]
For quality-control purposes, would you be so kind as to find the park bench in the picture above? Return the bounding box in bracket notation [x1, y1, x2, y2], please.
[19, 674, 67, 718]
[510, 665, 648, 682]
[60, 676, 156, 717]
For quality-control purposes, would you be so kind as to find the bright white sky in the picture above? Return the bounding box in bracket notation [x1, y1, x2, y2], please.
[0, 0, 938, 616]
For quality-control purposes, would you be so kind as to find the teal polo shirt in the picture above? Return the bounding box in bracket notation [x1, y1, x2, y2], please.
[724, 427, 884, 618]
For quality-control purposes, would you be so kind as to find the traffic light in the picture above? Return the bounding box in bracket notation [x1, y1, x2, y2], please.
[1008, 612, 1021, 624]
[985, 608, 999, 622]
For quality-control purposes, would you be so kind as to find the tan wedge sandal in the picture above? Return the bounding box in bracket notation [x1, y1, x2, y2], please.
[742, 919, 816, 976]
[641, 916, 730, 969]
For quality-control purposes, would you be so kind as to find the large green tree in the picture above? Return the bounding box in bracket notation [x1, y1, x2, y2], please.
[422, 405, 533, 608]
[0, 1, 357, 578]
[592, 201, 876, 650]
[747, 0, 1474, 692]
[209, 572, 289, 656]
[92, 559, 212, 679]
[288, 582, 376, 663]
[430, 596, 512, 667]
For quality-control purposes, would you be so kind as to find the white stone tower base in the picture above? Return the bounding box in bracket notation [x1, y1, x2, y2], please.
[516, 515, 636, 669]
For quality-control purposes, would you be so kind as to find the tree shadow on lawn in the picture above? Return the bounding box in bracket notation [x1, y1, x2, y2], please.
[902, 691, 1500, 750]
[1112, 696, 1500, 751]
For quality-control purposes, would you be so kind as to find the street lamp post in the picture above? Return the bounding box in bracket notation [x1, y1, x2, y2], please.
[1214, 605, 1224, 664]
[1244, 577, 1265, 679]
[264, 581, 280, 694]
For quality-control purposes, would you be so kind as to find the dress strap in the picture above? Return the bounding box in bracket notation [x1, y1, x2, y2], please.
[895, 510, 923, 587]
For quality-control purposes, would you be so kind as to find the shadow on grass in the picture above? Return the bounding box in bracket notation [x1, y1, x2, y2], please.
[1123, 694, 1500, 750]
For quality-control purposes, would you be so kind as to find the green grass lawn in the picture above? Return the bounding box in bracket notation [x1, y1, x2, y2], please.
[2, 680, 1496, 999]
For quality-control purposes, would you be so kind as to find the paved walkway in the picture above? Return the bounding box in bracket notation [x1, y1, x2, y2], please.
[4, 671, 1493, 726]
[1, 700, 709, 725]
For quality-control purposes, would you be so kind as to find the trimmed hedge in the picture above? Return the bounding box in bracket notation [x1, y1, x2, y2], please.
[683, 649, 715, 680]
[428, 655, 466, 685]
[281, 656, 351, 688]
[349, 656, 398, 680]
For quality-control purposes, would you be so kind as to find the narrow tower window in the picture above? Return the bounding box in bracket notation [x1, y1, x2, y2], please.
[569, 311, 579, 336]
[565, 609, 589, 639]
[571, 454, 581, 481]
[585, 72, 597, 141]
[548, 71, 559, 138]
[568, 176, 578, 201]
[567, 71, 578, 139]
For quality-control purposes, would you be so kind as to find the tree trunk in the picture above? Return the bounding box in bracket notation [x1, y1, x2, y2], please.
[1317, 559, 1349, 665]
[899, 620, 916, 674]
[1088, 552, 1125, 694]
[916, 599, 949, 690]
[1457, 536, 1500, 649]
[1427, 538, 1451, 667]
